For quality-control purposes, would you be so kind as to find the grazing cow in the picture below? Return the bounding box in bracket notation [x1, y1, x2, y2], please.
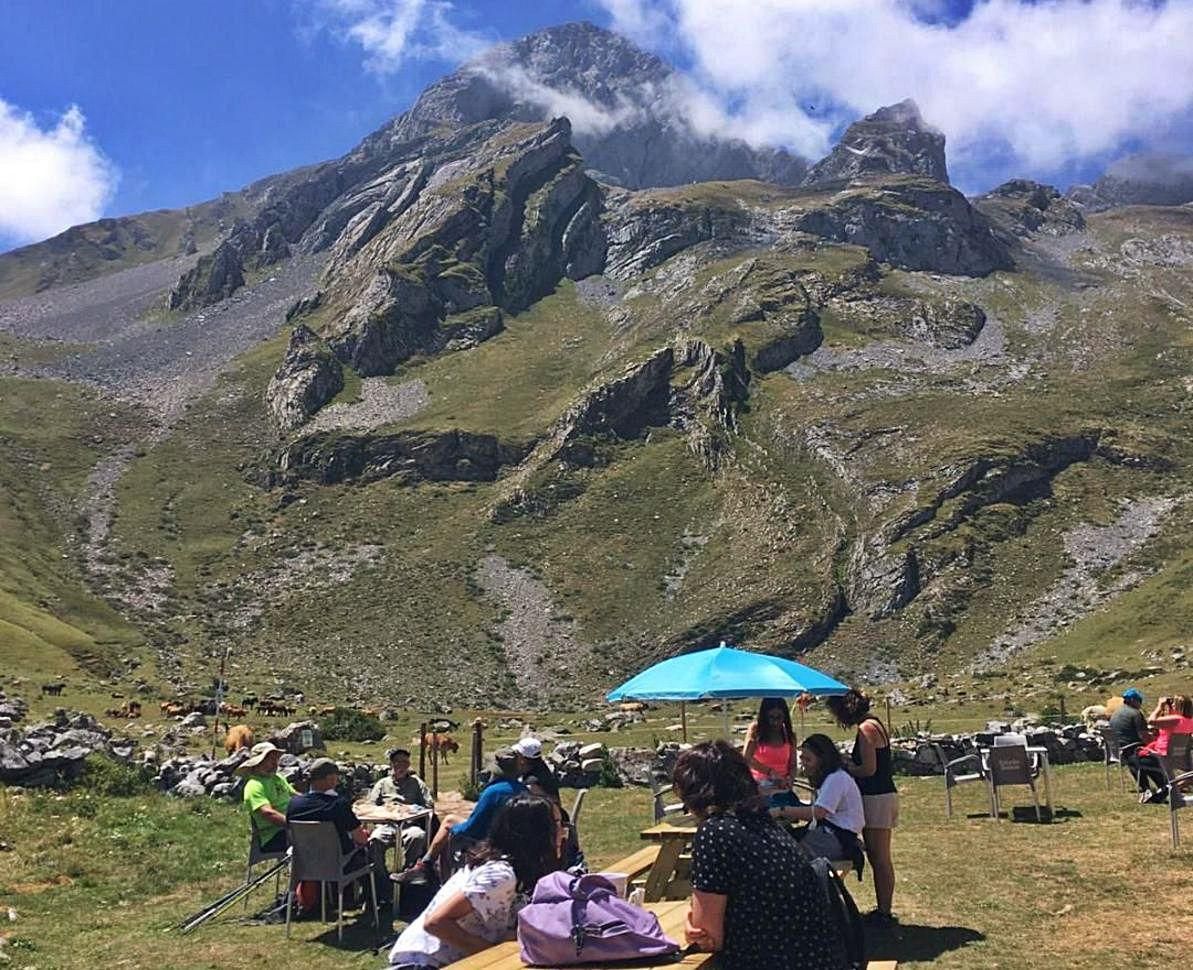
[105, 701, 142, 719]
[1081, 704, 1110, 728]
[241, 694, 258, 710]
[41, 682, 65, 697]
[224, 724, 254, 755]
[415, 733, 460, 764]
[219, 702, 247, 719]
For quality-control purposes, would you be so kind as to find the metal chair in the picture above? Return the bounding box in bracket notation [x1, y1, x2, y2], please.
[245, 812, 287, 908]
[1158, 734, 1192, 847]
[940, 749, 991, 818]
[284, 821, 379, 942]
[1099, 727, 1139, 792]
[986, 743, 1045, 822]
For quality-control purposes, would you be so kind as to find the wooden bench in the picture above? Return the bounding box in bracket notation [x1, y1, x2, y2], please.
[603, 844, 662, 886]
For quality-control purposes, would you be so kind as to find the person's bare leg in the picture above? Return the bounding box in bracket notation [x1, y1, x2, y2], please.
[862, 826, 895, 915]
[418, 814, 459, 867]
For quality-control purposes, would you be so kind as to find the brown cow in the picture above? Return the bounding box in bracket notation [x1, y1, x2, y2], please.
[415, 733, 460, 764]
[224, 724, 254, 755]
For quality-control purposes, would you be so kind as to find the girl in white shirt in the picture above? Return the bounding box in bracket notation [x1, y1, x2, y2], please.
[771, 734, 864, 861]
[389, 795, 565, 968]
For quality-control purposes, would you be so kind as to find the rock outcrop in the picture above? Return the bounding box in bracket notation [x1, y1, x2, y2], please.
[795, 177, 1013, 276]
[265, 325, 345, 432]
[0, 710, 135, 788]
[265, 428, 531, 487]
[314, 118, 605, 377]
[168, 241, 245, 310]
[976, 179, 1085, 237]
[801, 99, 949, 188]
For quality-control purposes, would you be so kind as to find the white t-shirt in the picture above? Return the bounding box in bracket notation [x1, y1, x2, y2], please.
[813, 768, 864, 834]
[388, 860, 524, 967]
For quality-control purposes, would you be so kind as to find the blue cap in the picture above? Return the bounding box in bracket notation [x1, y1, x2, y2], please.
[1123, 688, 1144, 703]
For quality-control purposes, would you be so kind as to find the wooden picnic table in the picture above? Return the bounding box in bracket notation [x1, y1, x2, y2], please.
[446, 900, 709, 970]
[639, 818, 699, 902]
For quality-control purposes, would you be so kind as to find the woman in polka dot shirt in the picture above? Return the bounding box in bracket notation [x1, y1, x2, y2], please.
[674, 740, 849, 970]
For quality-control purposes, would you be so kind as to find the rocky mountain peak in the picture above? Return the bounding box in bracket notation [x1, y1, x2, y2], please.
[801, 98, 949, 189]
[379, 21, 805, 190]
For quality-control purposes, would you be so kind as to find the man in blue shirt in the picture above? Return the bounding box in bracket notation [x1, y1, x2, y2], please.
[393, 747, 527, 884]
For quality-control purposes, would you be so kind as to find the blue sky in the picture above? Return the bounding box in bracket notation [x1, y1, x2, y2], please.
[1, 0, 1191, 249]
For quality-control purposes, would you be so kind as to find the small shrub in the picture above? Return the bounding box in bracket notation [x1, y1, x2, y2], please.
[80, 755, 152, 797]
[596, 752, 622, 789]
[319, 707, 385, 742]
[459, 773, 481, 802]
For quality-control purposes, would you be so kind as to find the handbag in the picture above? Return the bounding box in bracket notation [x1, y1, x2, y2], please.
[517, 872, 679, 966]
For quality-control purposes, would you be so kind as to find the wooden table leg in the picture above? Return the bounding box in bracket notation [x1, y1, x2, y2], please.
[643, 839, 684, 903]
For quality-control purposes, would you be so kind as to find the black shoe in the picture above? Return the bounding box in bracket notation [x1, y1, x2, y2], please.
[863, 910, 898, 927]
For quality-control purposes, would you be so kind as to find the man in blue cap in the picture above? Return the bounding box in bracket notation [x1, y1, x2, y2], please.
[1109, 688, 1154, 794]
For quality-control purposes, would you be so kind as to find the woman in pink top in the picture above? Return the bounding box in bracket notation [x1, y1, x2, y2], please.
[743, 698, 798, 808]
[1137, 694, 1193, 804]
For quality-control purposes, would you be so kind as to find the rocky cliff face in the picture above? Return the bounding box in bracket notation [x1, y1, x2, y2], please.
[310, 118, 606, 378]
[801, 99, 948, 189]
[976, 179, 1085, 237]
[1068, 152, 1193, 210]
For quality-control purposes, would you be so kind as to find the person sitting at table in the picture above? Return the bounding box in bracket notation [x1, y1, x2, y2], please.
[771, 734, 864, 867]
[394, 747, 528, 885]
[237, 742, 296, 854]
[744, 697, 799, 808]
[524, 774, 586, 873]
[1110, 687, 1154, 795]
[1137, 694, 1193, 804]
[675, 740, 848, 970]
[368, 748, 435, 876]
[286, 757, 381, 908]
[387, 795, 564, 968]
[513, 736, 560, 800]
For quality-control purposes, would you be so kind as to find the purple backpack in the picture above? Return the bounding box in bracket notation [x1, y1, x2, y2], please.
[517, 872, 679, 966]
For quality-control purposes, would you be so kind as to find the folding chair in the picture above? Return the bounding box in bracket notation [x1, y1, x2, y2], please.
[245, 813, 287, 908]
[987, 742, 1045, 822]
[285, 821, 379, 942]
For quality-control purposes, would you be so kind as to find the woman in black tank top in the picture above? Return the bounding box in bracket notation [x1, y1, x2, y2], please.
[827, 689, 898, 924]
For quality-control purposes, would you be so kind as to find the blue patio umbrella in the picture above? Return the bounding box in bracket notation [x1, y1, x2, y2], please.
[606, 642, 847, 702]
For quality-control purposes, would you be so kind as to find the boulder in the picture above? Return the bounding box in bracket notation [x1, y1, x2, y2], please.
[265, 325, 345, 431]
[271, 720, 324, 755]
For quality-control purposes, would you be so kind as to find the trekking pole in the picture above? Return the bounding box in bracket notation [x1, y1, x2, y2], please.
[177, 856, 289, 933]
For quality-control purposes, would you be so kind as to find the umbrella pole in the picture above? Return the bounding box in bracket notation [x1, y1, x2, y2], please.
[681, 701, 688, 743]
[723, 705, 730, 741]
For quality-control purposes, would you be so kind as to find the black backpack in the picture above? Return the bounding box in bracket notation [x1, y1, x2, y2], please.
[808, 856, 866, 970]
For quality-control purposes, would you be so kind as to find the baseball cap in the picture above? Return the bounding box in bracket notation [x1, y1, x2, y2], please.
[1122, 688, 1144, 703]
[512, 737, 542, 759]
[308, 757, 340, 780]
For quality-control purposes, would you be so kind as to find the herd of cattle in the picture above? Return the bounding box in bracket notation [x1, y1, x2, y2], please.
[41, 679, 464, 761]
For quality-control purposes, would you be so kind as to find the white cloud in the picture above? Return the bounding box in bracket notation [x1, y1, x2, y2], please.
[318, 0, 487, 74]
[600, 0, 1193, 185]
[0, 100, 117, 246]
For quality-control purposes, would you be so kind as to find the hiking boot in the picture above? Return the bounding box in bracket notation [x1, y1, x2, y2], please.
[863, 909, 898, 927]
[391, 861, 430, 885]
